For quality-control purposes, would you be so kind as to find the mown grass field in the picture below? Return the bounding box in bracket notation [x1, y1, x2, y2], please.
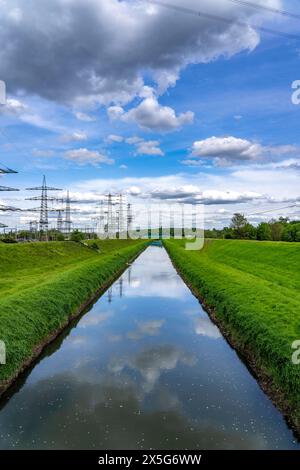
[0, 239, 147, 387]
[164, 238, 300, 429]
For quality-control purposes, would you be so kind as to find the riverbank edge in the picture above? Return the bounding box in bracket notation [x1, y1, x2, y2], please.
[0, 242, 148, 398]
[163, 241, 300, 438]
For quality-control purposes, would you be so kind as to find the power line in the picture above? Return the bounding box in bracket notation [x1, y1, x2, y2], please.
[227, 0, 300, 21]
[143, 0, 300, 40]
[205, 204, 299, 219]
[0, 186, 19, 191]
[0, 204, 20, 212]
[247, 204, 298, 216]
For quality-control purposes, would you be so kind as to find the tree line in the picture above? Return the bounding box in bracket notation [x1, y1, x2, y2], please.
[205, 214, 300, 242]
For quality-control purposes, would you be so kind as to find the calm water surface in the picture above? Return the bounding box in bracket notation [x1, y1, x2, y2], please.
[0, 246, 299, 449]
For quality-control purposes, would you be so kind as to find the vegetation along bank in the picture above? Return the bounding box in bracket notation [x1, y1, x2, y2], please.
[0, 239, 147, 395]
[164, 238, 300, 434]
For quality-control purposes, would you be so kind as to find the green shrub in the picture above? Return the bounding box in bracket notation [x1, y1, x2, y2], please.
[1, 237, 17, 244]
[70, 230, 85, 242]
[90, 242, 100, 251]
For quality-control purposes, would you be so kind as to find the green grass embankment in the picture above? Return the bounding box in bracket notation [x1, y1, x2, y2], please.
[0, 239, 147, 389]
[164, 239, 300, 431]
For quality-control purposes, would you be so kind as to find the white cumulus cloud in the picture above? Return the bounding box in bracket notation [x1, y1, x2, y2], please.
[74, 111, 96, 122]
[109, 91, 194, 132]
[0, 98, 27, 116]
[60, 131, 88, 143]
[192, 136, 261, 161]
[135, 140, 164, 156]
[107, 134, 124, 143]
[190, 136, 300, 167]
[64, 148, 114, 166]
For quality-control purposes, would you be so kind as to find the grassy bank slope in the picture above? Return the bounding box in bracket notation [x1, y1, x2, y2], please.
[164, 239, 300, 430]
[0, 240, 147, 388]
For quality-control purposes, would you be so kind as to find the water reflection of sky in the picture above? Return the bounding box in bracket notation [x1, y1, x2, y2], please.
[0, 247, 298, 450]
[106, 248, 189, 300]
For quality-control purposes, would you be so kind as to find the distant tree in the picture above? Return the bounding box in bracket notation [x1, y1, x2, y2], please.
[282, 223, 300, 242]
[257, 222, 272, 241]
[243, 223, 257, 240]
[269, 221, 284, 241]
[200, 216, 300, 243]
[230, 213, 248, 239]
[70, 230, 85, 242]
[205, 229, 218, 239]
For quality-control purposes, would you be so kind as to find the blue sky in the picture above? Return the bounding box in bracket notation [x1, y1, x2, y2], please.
[0, 0, 300, 229]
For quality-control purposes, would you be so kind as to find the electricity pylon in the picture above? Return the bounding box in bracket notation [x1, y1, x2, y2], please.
[26, 175, 62, 231]
[118, 194, 125, 236]
[57, 209, 63, 232]
[127, 203, 133, 233]
[92, 200, 106, 235]
[29, 220, 38, 232]
[54, 190, 74, 234]
[107, 193, 114, 236]
[64, 191, 72, 234]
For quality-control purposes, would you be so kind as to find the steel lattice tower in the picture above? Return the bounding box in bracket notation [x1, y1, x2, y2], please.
[57, 209, 63, 232]
[107, 193, 114, 235]
[127, 203, 133, 233]
[118, 194, 127, 238]
[64, 191, 72, 233]
[93, 200, 105, 235]
[51, 190, 74, 234]
[118, 194, 123, 234]
[26, 176, 61, 231]
[29, 220, 38, 232]
[98, 200, 105, 234]
[40, 176, 48, 229]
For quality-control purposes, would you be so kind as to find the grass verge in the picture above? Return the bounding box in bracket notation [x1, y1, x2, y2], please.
[164, 238, 300, 433]
[0, 240, 147, 392]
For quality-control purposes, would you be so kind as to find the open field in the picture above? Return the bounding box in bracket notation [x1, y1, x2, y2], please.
[0, 239, 147, 389]
[164, 239, 300, 431]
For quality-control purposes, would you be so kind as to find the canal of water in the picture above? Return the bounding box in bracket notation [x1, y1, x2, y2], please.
[0, 246, 298, 449]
